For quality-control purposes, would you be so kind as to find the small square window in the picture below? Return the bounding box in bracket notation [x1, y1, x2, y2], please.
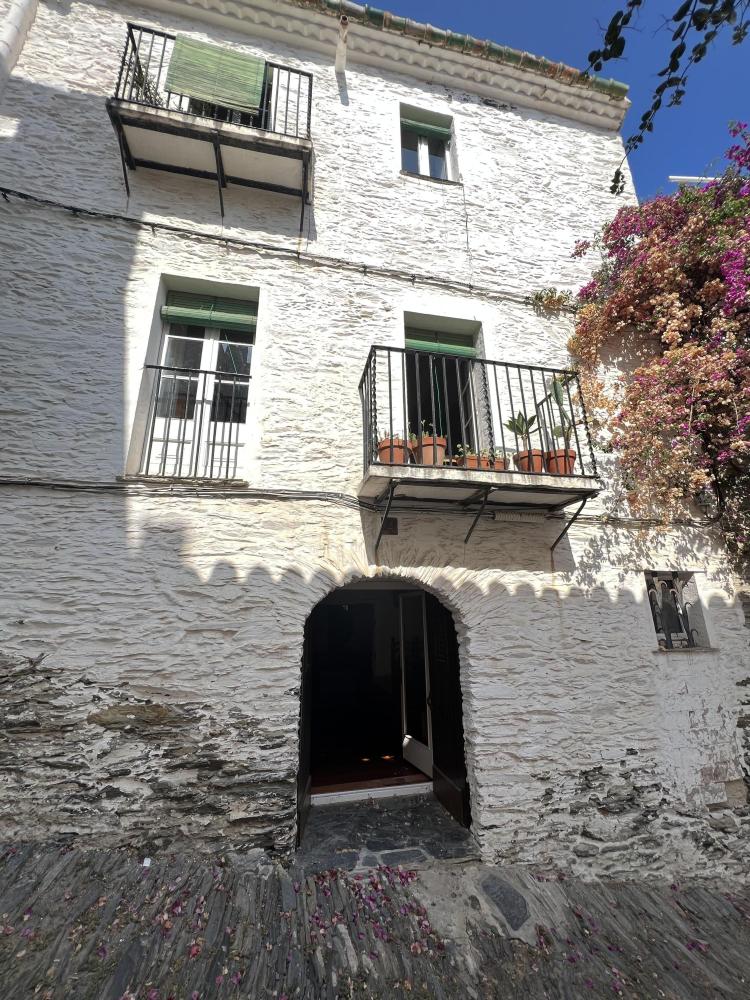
[645, 571, 710, 650]
[400, 106, 454, 181]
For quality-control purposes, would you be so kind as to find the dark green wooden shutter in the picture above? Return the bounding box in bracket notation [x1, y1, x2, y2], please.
[165, 36, 266, 113]
[161, 291, 257, 333]
[405, 329, 475, 358]
[400, 118, 452, 142]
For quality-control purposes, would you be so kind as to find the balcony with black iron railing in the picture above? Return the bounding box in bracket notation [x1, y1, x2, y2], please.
[107, 24, 313, 221]
[358, 346, 602, 544]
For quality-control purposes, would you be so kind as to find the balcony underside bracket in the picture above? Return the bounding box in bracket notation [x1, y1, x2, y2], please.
[463, 487, 491, 544]
[113, 117, 132, 197]
[549, 498, 588, 553]
[299, 159, 308, 235]
[212, 133, 226, 218]
[374, 481, 398, 552]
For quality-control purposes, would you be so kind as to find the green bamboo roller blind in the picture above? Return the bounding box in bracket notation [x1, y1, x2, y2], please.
[161, 291, 258, 333]
[166, 36, 266, 113]
[400, 117, 452, 142]
[405, 328, 476, 358]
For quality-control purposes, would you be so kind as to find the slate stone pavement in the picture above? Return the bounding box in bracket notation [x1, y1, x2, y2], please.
[2, 795, 750, 999]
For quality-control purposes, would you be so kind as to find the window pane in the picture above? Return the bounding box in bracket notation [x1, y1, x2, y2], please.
[211, 380, 249, 423]
[401, 127, 420, 174]
[220, 327, 254, 345]
[428, 137, 448, 180]
[216, 332, 253, 376]
[156, 376, 197, 419]
[164, 333, 204, 369]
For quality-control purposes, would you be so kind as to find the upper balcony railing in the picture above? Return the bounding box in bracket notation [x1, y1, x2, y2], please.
[359, 346, 598, 479]
[114, 24, 313, 141]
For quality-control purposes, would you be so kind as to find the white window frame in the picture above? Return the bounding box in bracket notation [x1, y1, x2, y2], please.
[399, 109, 454, 182]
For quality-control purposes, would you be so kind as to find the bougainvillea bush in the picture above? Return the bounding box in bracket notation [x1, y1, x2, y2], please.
[569, 124, 750, 578]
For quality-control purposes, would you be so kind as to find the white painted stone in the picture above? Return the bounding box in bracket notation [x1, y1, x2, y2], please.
[0, 0, 748, 877]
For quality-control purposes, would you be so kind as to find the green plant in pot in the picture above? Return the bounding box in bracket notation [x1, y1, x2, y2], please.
[376, 428, 411, 465]
[546, 378, 577, 475]
[504, 412, 544, 473]
[455, 443, 492, 470]
[490, 447, 509, 471]
[413, 420, 447, 467]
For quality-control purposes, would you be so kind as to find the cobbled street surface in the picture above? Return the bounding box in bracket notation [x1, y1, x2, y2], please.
[2, 843, 750, 999]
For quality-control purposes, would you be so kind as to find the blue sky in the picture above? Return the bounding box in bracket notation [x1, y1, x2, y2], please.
[389, 1, 748, 200]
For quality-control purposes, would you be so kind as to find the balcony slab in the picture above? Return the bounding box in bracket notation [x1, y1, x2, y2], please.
[358, 463, 601, 513]
[107, 99, 312, 198]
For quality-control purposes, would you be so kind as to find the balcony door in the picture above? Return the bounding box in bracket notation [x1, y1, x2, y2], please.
[404, 329, 491, 459]
[144, 322, 252, 479]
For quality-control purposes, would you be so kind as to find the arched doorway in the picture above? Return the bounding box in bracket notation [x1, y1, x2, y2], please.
[297, 581, 471, 840]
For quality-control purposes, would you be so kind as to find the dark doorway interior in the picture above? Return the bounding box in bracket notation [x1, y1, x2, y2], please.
[308, 591, 425, 794]
[298, 585, 471, 840]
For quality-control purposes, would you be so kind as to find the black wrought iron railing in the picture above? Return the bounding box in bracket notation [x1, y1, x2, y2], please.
[359, 346, 598, 477]
[139, 364, 251, 480]
[114, 23, 313, 140]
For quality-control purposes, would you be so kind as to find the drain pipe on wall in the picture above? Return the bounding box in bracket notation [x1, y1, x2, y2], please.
[335, 14, 348, 73]
[0, 0, 39, 98]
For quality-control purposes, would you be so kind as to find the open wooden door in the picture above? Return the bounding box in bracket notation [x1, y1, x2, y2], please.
[400, 593, 433, 777]
[296, 627, 312, 845]
[424, 594, 471, 827]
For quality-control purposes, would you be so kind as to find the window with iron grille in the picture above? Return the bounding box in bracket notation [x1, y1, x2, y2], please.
[139, 291, 257, 480]
[645, 571, 710, 650]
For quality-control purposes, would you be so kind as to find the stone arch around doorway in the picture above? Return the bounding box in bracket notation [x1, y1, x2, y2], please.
[296, 572, 476, 847]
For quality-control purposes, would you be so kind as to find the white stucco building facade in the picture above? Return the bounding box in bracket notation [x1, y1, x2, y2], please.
[1, 0, 748, 878]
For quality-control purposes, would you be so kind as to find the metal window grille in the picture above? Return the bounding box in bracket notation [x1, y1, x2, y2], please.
[645, 571, 698, 649]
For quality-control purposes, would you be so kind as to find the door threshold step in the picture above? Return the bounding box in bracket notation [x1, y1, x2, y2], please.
[311, 782, 433, 806]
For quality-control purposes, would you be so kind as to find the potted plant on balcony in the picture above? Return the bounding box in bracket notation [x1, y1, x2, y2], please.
[490, 448, 510, 471]
[412, 421, 447, 467]
[546, 377, 577, 475]
[455, 444, 492, 470]
[377, 431, 411, 465]
[504, 412, 545, 472]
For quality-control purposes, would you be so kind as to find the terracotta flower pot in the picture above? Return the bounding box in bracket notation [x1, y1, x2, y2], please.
[377, 438, 410, 465]
[492, 455, 509, 471]
[545, 449, 577, 475]
[456, 454, 492, 470]
[414, 436, 447, 467]
[514, 449, 545, 473]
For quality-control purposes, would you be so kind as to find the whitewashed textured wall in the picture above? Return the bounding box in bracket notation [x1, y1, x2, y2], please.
[0, 0, 748, 874]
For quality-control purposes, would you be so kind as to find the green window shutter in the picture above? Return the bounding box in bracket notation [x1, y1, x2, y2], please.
[161, 291, 258, 333]
[405, 329, 476, 358]
[400, 118, 452, 143]
[165, 36, 266, 113]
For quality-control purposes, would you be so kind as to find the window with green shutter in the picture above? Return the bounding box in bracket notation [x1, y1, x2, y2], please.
[404, 326, 484, 453]
[400, 106, 454, 181]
